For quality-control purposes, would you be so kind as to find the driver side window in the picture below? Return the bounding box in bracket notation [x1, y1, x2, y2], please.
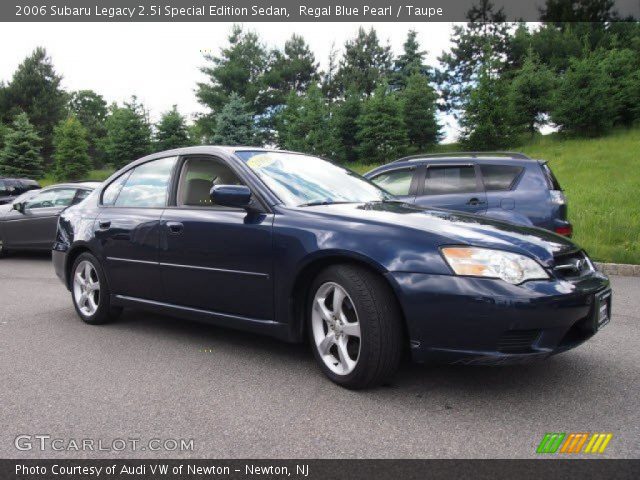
[177, 157, 243, 208]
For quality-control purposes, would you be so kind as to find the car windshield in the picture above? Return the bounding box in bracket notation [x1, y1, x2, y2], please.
[236, 151, 392, 207]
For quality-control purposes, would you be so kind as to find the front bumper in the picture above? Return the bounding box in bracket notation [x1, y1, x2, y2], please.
[386, 271, 611, 365]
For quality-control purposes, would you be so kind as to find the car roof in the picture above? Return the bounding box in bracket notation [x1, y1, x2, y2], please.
[365, 152, 544, 176]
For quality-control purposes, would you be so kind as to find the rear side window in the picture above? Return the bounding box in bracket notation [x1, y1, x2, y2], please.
[370, 169, 413, 196]
[424, 166, 477, 195]
[480, 164, 523, 191]
[540, 163, 562, 190]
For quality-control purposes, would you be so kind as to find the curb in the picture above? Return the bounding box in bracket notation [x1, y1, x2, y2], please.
[594, 262, 640, 277]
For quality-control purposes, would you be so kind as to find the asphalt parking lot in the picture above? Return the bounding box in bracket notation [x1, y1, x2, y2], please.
[0, 254, 638, 459]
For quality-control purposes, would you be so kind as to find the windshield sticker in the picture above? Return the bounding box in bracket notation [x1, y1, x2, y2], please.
[247, 154, 276, 170]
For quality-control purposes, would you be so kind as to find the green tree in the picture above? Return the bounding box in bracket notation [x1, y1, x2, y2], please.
[104, 97, 152, 168]
[356, 85, 408, 165]
[460, 59, 515, 150]
[321, 43, 341, 103]
[599, 48, 640, 126]
[0, 112, 44, 178]
[263, 34, 319, 108]
[68, 90, 108, 166]
[400, 74, 441, 151]
[277, 85, 333, 156]
[155, 106, 192, 151]
[335, 27, 393, 97]
[551, 52, 615, 136]
[53, 115, 91, 180]
[508, 49, 556, 136]
[330, 90, 362, 163]
[3, 47, 67, 163]
[437, 0, 512, 115]
[196, 25, 268, 136]
[392, 30, 429, 89]
[212, 93, 258, 146]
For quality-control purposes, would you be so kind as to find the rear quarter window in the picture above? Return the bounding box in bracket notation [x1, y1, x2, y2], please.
[479, 164, 524, 191]
[540, 163, 562, 190]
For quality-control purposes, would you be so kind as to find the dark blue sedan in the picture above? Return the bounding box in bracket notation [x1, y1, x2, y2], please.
[53, 147, 611, 388]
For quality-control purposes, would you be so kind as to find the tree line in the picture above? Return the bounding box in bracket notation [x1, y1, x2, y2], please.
[1, 0, 639, 180]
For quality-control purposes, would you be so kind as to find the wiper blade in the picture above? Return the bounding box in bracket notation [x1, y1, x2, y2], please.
[298, 200, 352, 207]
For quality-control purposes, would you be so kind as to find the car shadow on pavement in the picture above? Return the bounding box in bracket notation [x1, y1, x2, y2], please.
[111, 307, 599, 401]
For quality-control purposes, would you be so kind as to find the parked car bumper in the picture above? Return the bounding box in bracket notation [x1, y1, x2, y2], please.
[386, 271, 611, 365]
[52, 245, 68, 287]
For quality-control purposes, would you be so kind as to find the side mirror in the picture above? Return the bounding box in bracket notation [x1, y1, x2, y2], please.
[210, 185, 253, 210]
[12, 202, 25, 214]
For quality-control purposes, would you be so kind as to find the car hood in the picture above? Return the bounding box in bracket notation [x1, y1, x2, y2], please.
[296, 201, 579, 267]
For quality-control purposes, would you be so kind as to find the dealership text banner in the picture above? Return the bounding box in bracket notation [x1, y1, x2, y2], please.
[4, 0, 640, 22]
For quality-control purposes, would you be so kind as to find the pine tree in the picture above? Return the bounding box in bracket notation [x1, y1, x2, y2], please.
[460, 59, 515, 150]
[3, 47, 67, 163]
[392, 30, 429, 89]
[69, 90, 108, 166]
[104, 97, 152, 168]
[196, 25, 268, 137]
[599, 48, 640, 126]
[508, 49, 556, 136]
[321, 43, 341, 103]
[212, 93, 258, 146]
[335, 27, 393, 97]
[400, 74, 441, 152]
[551, 52, 615, 137]
[0, 112, 44, 178]
[53, 116, 91, 180]
[330, 91, 362, 164]
[155, 106, 192, 151]
[437, 0, 511, 115]
[356, 85, 408, 165]
[277, 85, 333, 157]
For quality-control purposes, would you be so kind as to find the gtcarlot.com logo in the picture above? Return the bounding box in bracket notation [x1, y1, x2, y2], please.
[536, 432, 613, 454]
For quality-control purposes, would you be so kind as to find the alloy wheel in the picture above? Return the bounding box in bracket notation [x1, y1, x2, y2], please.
[73, 260, 100, 317]
[311, 282, 361, 375]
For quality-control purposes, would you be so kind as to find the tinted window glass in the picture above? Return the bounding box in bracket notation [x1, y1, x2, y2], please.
[0, 180, 6, 195]
[26, 188, 77, 209]
[424, 166, 477, 195]
[371, 169, 413, 196]
[73, 189, 91, 205]
[114, 157, 177, 208]
[480, 164, 523, 191]
[541, 163, 562, 190]
[177, 157, 243, 207]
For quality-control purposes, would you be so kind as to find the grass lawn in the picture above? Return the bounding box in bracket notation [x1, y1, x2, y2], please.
[348, 128, 640, 265]
[40, 129, 639, 264]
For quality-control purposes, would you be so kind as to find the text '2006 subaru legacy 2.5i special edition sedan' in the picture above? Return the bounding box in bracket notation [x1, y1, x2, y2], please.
[53, 147, 611, 389]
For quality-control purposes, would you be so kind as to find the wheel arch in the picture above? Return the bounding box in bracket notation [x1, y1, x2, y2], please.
[287, 252, 409, 344]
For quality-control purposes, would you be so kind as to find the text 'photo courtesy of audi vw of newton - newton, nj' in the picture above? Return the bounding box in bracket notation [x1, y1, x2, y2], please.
[52, 147, 611, 389]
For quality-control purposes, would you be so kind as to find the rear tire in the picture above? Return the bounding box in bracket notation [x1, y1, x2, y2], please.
[308, 264, 403, 389]
[71, 252, 122, 325]
[0, 239, 8, 258]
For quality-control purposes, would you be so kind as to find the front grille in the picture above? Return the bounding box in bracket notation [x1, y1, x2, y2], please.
[553, 251, 593, 280]
[498, 329, 541, 353]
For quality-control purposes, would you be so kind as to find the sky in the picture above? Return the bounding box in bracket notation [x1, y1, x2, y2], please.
[0, 22, 459, 140]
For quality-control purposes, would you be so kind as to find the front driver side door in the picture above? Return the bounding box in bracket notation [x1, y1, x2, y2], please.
[159, 155, 274, 321]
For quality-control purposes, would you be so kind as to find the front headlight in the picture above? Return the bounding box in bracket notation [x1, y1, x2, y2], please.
[441, 247, 549, 284]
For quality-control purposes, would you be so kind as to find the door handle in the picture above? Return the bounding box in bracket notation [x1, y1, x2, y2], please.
[98, 220, 111, 230]
[166, 222, 184, 234]
[466, 198, 485, 206]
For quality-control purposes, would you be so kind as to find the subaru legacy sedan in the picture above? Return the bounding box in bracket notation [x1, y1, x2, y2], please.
[53, 147, 611, 388]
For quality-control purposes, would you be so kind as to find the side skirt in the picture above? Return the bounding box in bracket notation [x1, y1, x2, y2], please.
[111, 294, 292, 341]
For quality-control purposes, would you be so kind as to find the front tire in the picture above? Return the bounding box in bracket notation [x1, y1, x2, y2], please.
[308, 264, 403, 389]
[0, 239, 8, 258]
[71, 252, 122, 325]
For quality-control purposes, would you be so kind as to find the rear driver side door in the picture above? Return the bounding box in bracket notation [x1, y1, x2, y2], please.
[413, 163, 487, 215]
